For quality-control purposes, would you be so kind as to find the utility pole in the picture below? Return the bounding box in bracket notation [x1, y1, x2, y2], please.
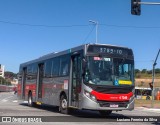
[89, 20, 98, 44]
[151, 49, 160, 108]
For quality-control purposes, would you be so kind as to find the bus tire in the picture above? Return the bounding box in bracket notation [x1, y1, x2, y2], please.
[59, 94, 70, 114]
[28, 92, 34, 107]
[99, 110, 112, 117]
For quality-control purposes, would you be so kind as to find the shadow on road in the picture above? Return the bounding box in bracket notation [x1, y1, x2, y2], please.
[19, 102, 123, 117]
[19, 103, 59, 113]
[19, 103, 160, 124]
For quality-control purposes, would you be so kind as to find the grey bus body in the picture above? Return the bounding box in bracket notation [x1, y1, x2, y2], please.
[18, 44, 135, 115]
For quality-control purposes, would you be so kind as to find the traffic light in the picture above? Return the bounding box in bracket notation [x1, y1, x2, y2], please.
[131, 0, 141, 15]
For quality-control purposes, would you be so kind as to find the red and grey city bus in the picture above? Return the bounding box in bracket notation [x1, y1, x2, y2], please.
[17, 44, 135, 116]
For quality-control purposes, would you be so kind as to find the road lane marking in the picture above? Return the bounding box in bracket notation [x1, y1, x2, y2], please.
[13, 100, 18, 103]
[1, 99, 8, 102]
[0, 95, 14, 103]
[135, 107, 160, 114]
[23, 101, 28, 103]
[0, 95, 14, 101]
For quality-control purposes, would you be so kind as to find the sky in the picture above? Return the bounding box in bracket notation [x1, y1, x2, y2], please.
[0, 0, 160, 73]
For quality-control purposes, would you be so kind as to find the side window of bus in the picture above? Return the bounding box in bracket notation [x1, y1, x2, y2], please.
[27, 65, 33, 82]
[18, 67, 23, 84]
[52, 57, 60, 76]
[44, 60, 52, 78]
[32, 64, 38, 79]
[60, 55, 69, 76]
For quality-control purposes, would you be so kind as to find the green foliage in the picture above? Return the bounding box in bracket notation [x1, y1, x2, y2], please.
[0, 76, 11, 85]
[135, 69, 140, 74]
[155, 68, 160, 74]
[4, 71, 17, 79]
[147, 70, 152, 74]
[141, 69, 147, 74]
[0, 76, 5, 84]
[135, 68, 160, 78]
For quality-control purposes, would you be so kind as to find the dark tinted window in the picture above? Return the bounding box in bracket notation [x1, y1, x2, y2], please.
[27, 65, 33, 80]
[18, 67, 23, 83]
[60, 55, 70, 76]
[32, 64, 38, 74]
[44, 59, 52, 78]
[52, 57, 60, 76]
[26, 64, 37, 81]
[32, 64, 38, 79]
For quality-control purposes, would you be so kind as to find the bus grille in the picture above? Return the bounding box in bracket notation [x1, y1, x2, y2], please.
[97, 100, 129, 108]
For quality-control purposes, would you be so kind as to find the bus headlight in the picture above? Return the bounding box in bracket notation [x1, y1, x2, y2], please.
[90, 94, 97, 101]
[84, 90, 97, 102]
[84, 90, 90, 98]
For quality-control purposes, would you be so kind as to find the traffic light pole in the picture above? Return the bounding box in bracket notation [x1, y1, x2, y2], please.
[151, 49, 160, 108]
[131, 1, 160, 106]
[131, 0, 160, 15]
[136, 2, 160, 5]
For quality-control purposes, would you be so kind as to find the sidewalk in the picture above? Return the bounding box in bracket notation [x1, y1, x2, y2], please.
[135, 107, 160, 113]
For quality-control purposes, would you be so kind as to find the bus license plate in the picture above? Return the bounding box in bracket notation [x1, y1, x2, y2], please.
[110, 104, 119, 108]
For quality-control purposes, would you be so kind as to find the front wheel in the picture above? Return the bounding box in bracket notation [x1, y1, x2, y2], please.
[59, 95, 70, 114]
[99, 110, 112, 117]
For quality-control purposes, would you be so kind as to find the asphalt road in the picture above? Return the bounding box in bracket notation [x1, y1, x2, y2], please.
[0, 92, 159, 125]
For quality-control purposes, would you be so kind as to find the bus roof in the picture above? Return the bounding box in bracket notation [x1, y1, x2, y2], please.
[20, 43, 132, 67]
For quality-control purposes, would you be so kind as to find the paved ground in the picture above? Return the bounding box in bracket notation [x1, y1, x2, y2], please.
[0, 92, 160, 125]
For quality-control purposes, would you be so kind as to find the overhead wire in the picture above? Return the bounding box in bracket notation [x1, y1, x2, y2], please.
[83, 25, 95, 44]
[1, 19, 160, 45]
[0, 20, 160, 29]
[0, 20, 89, 28]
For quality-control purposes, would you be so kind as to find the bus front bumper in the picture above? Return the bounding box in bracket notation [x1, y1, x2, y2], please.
[80, 94, 135, 111]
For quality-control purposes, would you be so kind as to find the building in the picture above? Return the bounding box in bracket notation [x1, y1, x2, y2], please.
[11, 78, 18, 86]
[0, 64, 5, 78]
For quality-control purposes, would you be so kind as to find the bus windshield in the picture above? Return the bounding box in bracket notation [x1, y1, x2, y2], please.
[84, 56, 134, 86]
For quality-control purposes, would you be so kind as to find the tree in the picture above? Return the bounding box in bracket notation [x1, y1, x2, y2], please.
[4, 71, 17, 79]
[0, 76, 5, 85]
[0, 76, 11, 85]
[141, 69, 147, 74]
[155, 68, 160, 74]
[135, 69, 140, 74]
[147, 70, 152, 74]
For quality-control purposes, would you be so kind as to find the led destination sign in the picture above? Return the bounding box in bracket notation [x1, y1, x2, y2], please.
[87, 45, 133, 57]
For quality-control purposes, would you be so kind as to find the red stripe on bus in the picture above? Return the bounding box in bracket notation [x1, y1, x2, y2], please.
[91, 91, 133, 101]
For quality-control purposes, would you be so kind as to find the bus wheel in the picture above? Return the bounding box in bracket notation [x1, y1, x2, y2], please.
[99, 110, 112, 117]
[28, 92, 34, 107]
[59, 95, 69, 114]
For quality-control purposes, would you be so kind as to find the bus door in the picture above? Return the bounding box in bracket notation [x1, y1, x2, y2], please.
[22, 67, 27, 99]
[36, 63, 44, 101]
[70, 54, 82, 108]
